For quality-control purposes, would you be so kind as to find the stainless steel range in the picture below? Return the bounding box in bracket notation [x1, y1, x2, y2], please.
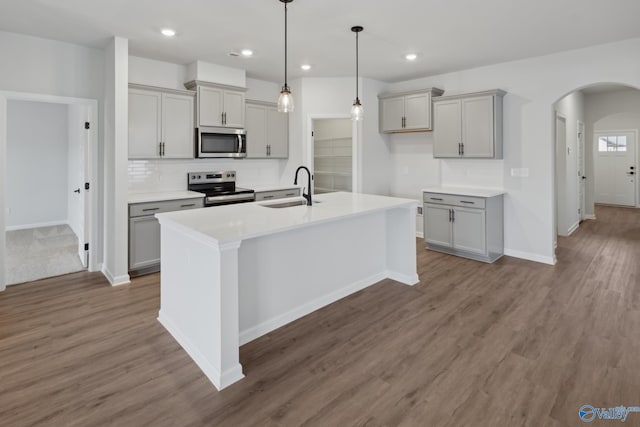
[188, 171, 255, 207]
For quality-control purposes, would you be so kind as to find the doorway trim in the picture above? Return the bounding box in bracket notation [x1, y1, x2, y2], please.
[306, 114, 361, 193]
[0, 91, 99, 291]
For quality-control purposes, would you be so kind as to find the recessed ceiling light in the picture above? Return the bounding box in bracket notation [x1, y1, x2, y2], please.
[161, 28, 176, 37]
[241, 49, 254, 57]
[405, 53, 418, 61]
[301, 64, 311, 71]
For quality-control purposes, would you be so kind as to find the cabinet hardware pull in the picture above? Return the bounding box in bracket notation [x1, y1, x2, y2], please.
[180, 204, 196, 208]
[461, 142, 464, 155]
[430, 197, 443, 201]
[285, 193, 296, 196]
[451, 209, 455, 222]
[460, 201, 475, 204]
[263, 195, 274, 199]
[142, 208, 160, 212]
[159, 142, 162, 156]
[448, 209, 452, 222]
[162, 142, 165, 156]
[458, 143, 461, 156]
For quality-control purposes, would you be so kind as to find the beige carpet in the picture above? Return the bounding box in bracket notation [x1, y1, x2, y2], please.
[6, 224, 85, 286]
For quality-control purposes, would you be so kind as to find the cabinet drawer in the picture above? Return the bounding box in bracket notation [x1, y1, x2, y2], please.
[255, 188, 300, 201]
[129, 197, 204, 217]
[423, 192, 485, 209]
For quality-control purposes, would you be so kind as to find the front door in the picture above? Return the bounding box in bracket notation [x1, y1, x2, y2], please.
[594, 131, 637, 207]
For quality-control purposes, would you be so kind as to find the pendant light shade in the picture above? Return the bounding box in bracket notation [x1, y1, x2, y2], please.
[277, 0, 294, 113]
[350, 26, 364, 121]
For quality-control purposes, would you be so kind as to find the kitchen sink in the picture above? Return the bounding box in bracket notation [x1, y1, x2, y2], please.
[260, 200, 308, 208]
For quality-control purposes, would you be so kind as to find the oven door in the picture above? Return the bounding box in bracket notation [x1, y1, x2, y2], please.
[197, 127, 247, 158]
[205, 193, 255, 206]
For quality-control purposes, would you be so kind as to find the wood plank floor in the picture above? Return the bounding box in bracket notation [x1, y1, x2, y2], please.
[1, 205, 638, 426]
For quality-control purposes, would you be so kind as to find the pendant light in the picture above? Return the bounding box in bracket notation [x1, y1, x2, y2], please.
[277, 0, 294, 113]
[350, 26, 364, 121]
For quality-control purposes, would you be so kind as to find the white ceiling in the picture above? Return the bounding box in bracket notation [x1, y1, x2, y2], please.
[1, 0, 640, 83]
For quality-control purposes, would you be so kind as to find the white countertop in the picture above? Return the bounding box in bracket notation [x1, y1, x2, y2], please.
[156, 191, 417, 244]
[250, 184, 301, 193]
[128, 191, 205, 204]
[422, 186, 506, 198]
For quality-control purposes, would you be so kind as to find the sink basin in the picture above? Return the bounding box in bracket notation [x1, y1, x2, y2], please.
[260, 200, 308, 208]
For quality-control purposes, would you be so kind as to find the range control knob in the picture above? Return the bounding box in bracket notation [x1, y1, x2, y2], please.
[231, 173, 235, 177]
[226, 173, 230, 177]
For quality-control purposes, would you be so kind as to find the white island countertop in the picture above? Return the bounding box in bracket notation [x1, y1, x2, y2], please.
[128, 190, 205, 204]
[157, 191, 417, 244]
[422, 186, 506, 198]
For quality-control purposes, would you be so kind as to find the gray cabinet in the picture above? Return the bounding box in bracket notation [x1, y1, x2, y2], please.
[433, 90, 505, 159]
[378, 88, 443, 133]
[185, 80, 246, 128]
[423, 191, 503, 263]
[254, 188, 300, 202]
[128, 197, 204, 275]
[128, 85, 195, 159]
[246, 101, 289, 158]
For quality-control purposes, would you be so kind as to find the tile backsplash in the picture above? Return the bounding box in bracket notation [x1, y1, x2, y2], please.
[128, 159, 282, 193]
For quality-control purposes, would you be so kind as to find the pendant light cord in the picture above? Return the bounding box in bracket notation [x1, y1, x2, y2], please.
[355, 30, 359, 100]
[284, 2, 288, 87]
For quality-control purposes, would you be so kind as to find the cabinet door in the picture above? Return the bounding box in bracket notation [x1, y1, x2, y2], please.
[245, 104, 267, 158]
[129, 216, 161, 270]
[162, 93, 194, 158]
[404, 93, 430, 130]
[267, 107, 288, 158]
[223, 90, 245, 128]
[129, 89, 162, 158]
[461, 96, 494, 158]
[424, 204, 453, 248]
[198, 86, 223, 127]
[433, 100, 462, 158]
[452, 207, 486, 255]
[381, 97, 404, 132]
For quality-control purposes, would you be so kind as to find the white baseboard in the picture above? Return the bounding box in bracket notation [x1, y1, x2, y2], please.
[583, 214, 596, 220]
[239, 271, 387, 346]
[567, 221, 579, 236]
[5, 220, 68, 232]
[158, 311, 244, 390]
[101, 266, 130, 286]
[504, 248, 556, 265]
[386, 270, 419, 286]
[416, 231, 424, 239]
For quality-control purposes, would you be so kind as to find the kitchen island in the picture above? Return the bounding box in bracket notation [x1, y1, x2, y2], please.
[156, 191, 418, 390]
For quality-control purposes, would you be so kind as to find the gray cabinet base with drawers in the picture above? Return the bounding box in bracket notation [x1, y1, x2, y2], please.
[423, 191, 504, 263]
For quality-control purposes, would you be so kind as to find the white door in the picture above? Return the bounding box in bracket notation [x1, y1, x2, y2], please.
[433, 100, 462, 157]
[452, 207, 486, 255]
[594, 131, 636, 206]
[461, 96, 494, 158]
[245, 104, 267, 157]
[381, 97, 404, 132]
[128, 89, 162, 158]
[67, 104, 90, 268]
[198, 86, 223, 127]
[424, 204, 453, 248]
[577, 121, 586, 219]
[267, 107, 288, 158]
[222, 91, 245, 128]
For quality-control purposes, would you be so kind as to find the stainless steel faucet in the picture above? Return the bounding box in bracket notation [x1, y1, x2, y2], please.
[294, 166, 312, 206]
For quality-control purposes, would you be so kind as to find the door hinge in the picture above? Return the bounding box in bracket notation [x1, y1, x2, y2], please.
[84, 243, 89, 251]
[85, 122, 90, 130]
[85, 182, 90, 190]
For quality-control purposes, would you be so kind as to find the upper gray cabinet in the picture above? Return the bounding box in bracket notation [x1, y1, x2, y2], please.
[245, 100, 289, 159]
[128, 84, 195, 159]
[433, 90, 506, 159]
[378, 88, 444, 133]
[185, 80, 246, 128]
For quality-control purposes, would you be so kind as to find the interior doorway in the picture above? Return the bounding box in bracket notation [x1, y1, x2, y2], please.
[577, 121, 586, 220]
[593, 130, 637, 206]
[311, 118, 356, 194]
[0, 92, 98, 290]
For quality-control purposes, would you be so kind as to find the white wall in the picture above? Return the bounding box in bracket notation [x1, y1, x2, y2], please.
[6, 100, 69, 229]
[554, 91, 584, 235]
[585, 87, 640, 209]
[129, 56, 188, 91]
[102, 37, 130, 286]
[385, 37, 640, 264]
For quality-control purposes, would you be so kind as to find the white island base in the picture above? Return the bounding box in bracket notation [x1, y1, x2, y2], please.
[156, 192, 418, 390]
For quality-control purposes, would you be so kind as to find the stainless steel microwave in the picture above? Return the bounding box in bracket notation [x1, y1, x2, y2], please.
[196, 127, 247, 158]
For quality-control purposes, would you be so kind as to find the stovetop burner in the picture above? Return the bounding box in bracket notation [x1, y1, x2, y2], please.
[187, 171, 255, 206]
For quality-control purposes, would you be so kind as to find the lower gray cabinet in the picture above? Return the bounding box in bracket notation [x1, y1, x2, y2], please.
[128, 197, 203, 275]
[423, 191, 503, 263]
